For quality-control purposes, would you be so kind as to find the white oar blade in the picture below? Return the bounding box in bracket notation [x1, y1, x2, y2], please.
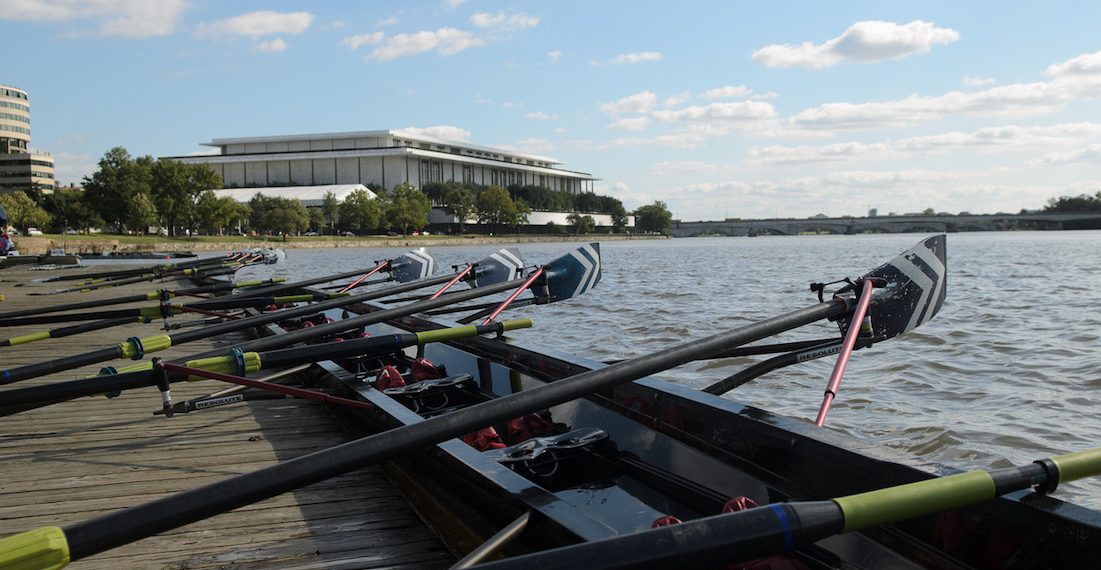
[860, 234, 947, 339]
[470, 248, 525, 288]
[536, 243, 601, 303]
[390, 248, 435, 283]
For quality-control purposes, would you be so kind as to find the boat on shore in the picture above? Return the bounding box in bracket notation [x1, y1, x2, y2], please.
[2, 236, 1099, 568]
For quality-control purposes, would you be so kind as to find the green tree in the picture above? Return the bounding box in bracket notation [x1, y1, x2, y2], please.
[609, 202, 629, 233]
[308, 208, 324, 233]
[338, 189, 382, 234]
[45, 189, 103, 232]
[442, 186, 477, 233]
[321, 191, 340, 234]
[0, 191, 51, 232]
[195, 191, 244, 235]
[385, 182, 432, 236]
[264, 197, 310, 234]
[633, 201, 673, 235]
[477, 185, 514, 232]
[922, 207, 936, 216]
[126, 192, 159, 234]
[567, 212, 596, 234]
[508, 198, 531, 234]
[151, 160, 222, 236]
[1045, 192, 1101, 212]
[82, 147, 153, 233]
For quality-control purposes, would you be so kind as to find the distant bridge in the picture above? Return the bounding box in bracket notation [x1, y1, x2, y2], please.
[670, 213, 1101, 237]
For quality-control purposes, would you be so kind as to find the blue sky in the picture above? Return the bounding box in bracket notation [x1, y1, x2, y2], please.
[3, 1, 1100, 220]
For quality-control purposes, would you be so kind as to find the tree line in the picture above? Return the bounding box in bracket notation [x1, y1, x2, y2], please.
[1, 146, 676, 236]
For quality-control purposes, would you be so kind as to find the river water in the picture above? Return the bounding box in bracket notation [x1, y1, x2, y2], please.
[235, 231, 1101, 508]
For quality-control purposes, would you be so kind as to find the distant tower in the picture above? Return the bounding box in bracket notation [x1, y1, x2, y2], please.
[868, 207, 878, 217]
[0, 84, 30, 154]
[0, 83, 55, 193]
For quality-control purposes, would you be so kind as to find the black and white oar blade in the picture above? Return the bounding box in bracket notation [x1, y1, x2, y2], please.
[470, 248, 525, 287]
[861, 234, 947, 339]
[538, 242, 601, 302]
[390, 248, 435, 283]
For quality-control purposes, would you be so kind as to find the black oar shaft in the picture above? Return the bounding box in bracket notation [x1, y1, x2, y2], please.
[0, 317, 139, 348]
[0, 273, 455, 384]
[0, 308, 151, 327]
[37, 256, 225, 283]
[187, 266, 384, 305]
[1, 346, 125, 384]
[0, 279, 276, 321]
[60, 300, 844, 560]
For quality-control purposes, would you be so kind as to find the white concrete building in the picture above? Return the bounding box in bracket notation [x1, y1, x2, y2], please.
[174, 129, 597, 194]
[212, 184, 376, 207]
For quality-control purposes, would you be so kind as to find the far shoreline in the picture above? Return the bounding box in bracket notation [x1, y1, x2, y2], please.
[12, 233, 667, 256]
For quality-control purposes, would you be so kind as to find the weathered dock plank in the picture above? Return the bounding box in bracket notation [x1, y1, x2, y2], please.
[0, 265, 453, 568]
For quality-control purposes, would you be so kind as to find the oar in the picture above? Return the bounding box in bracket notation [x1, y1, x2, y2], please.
[27, 255, 232, 284]
[0, 292, 345, 327]
[0, 278, 284, 321]
[35, 265, 244, 295]
[0, 245, 592, 410]
[0, 246, 541, 385]
[152, 363, 313, 416]
[469, 448, 1101, 570]
[0, 319, 534, 415]
[0, 239, 932, 566]
[0, 317, 142, 348]
[0, 251, 433, 384]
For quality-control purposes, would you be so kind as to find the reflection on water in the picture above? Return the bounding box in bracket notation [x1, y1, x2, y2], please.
[236, 231, 1101, 508]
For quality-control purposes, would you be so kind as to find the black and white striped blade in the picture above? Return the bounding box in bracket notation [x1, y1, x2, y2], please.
[537, 243, 601, 303]
[858, 235, 947, 339]
[390, 248, 436, 283]
[470, 248, 525, 288]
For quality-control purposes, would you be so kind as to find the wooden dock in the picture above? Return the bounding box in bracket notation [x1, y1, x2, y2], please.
[0, 265, 453, 568]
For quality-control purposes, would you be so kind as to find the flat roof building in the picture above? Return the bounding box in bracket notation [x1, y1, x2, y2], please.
[173, 129, 597, 194]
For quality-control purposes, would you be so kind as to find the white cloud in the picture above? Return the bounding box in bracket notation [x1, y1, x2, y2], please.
[652, 101, 777, 123]
[470, 11, 539, 30]
[254, 38, 287, 52]
[510, 138, 555, 154]
[0, 0, 189, 38]
[366, 28, 482, 61]
[1041, 143, 1101, 165]
[196, 10, 314, 39]
[378, 15, 399, 27]
[444, 0, 467, 8]
[788, 51, 1101, 131]
[598, 91, 658, 116]
[609, 51, 662, 64]
[664, 92, 691, 107]
[526, 112, 554, 120]
[702, 85, 753, 99]
[396, 125, 471, 142]
[748, 123, 1101, 165]
[962, 75, 995, 86]
[343, 32, 384, 50]
[651, 161, 722, 176]
[753, 20, 959, 68]
[547, 50, 562, 61]
[609, 117, 650, 131]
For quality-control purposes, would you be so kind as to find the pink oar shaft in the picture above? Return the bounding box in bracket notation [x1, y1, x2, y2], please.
[429, 264, 473, 300]
[338, 262, 387, 293]
[481, 267, 545, 325]
[163, 362, 375, 410]
[815, 279, 875, 427]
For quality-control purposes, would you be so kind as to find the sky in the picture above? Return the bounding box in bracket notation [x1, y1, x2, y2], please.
[2, 1, 1100, 221]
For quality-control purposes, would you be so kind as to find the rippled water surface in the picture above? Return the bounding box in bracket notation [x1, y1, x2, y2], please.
[237, 231, 1101, 508]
